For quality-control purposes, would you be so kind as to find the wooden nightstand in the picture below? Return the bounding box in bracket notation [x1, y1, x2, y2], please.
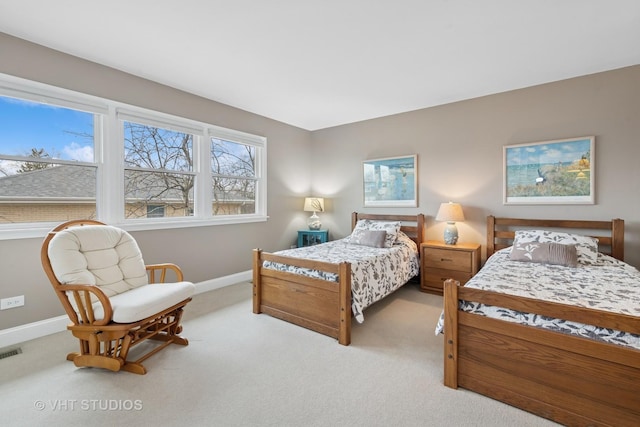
[420, 240, 481, 295]
[297, 230, 329, 247]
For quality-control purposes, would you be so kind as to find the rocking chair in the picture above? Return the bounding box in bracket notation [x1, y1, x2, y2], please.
[41, 219, 195, 374]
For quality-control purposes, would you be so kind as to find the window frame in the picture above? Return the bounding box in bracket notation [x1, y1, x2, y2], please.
[0, 74, 267, 240]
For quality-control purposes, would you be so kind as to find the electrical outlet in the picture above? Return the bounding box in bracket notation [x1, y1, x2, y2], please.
[0, 295, 25, 310]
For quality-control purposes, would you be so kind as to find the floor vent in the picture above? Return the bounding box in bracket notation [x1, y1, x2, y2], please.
[0, 347, 22, 359]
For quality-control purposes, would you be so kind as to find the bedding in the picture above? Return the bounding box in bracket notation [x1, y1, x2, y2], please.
[264, 231, 419, 323]
[435, 247, 640, 349]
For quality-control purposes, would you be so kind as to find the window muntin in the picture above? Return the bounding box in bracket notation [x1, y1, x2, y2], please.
[0, 95, 97, 224]
[123, 121, 195, 219]
[211, 138, 257, 216]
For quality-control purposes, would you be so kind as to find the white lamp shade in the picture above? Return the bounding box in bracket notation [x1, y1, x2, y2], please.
[435, 202, 465, 222]
[304, 197, 325, 212]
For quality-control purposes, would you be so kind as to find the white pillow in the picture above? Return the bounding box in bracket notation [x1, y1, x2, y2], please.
[347, 220, 401, 248]
[512, 230, 599, 265]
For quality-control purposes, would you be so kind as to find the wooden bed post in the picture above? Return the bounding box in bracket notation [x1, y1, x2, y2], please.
[443, 279, 460, 389]
[252, 249, 262, 314]
[338, 262, 352, 346]
[612, 218, 624, 261]
[487, 215, 496, 257]
[416, 213, 425, 245]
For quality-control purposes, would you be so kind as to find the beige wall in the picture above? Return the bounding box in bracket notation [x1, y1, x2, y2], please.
[312, 65, 640, 268]
[1, 31, 639, 333]
[0, 33, 312, 329]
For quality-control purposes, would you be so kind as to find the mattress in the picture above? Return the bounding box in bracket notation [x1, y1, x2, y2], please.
[435, 248, 640, 349]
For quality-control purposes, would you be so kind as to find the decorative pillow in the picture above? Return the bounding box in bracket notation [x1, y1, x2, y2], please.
[347, 220, 401, 248]
[510, 241, 578, 267]
[513, 230, 598, 265]
[348, 229, 387, 248]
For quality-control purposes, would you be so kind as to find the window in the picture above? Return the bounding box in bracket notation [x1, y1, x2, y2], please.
[123, 120, 195, 220]
[0, 75, 267, 239]
[146, 205, 166, 218]
[211, 138, 257, 215]
[0, 94, 99, 224]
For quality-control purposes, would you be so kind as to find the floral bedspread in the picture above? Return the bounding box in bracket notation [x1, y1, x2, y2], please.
[263, 232, 419, 323]
[435, 248, 640, 349]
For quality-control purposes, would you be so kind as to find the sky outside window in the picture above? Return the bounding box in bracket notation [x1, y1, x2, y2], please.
[0, 96, 94, 174]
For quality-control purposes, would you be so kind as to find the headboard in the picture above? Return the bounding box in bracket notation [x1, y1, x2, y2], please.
[351, 212, 425, 248]
[487, 215, 625, 261]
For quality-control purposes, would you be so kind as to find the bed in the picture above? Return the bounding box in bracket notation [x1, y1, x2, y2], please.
[253, 212, 424, 345]
[440, 216, 640, 426]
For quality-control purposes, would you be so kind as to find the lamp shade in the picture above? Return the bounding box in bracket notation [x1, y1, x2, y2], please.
[435, 202, 465, 223]
[303, 197, 325, 212]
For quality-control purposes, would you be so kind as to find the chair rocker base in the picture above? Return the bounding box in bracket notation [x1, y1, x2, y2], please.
[68, 352, 125, 372]
[66, 299, 191, 375]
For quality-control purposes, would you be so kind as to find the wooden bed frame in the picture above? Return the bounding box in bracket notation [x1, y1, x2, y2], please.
[443, 216, 640, 426]
[253, 212, 425, 346]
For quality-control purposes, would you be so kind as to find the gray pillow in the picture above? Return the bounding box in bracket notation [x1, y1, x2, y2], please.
[510, 241, 578, 268]
[513, 230, 598, 265]
[348, 229, 387, 248]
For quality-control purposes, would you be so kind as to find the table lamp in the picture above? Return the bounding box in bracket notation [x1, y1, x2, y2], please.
[435, 201, 465, 245]
[303, 197, 325, 230]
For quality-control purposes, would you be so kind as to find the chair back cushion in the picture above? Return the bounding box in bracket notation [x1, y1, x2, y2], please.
[48, 224, 148, 298]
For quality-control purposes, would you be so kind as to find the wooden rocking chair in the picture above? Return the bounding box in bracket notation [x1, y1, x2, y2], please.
[41, 219, 195, 374]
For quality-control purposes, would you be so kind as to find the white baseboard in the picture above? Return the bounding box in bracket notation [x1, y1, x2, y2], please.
[0, 315, 70, 350]
[194, 270, 251, 294]
[0, 270, 251, 350]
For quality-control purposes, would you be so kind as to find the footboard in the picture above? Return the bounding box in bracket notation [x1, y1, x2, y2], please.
[253, 249, 352, 345]
[443, 279, 640, 426]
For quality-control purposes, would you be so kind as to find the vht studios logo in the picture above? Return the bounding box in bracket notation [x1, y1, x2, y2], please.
[34, 399, 143, 411]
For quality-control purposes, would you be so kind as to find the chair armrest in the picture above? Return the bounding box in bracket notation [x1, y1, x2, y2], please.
[146, 263, 184, 283]
[58, 284, 113, 326]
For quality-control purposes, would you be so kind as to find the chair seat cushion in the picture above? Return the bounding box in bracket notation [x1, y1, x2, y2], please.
[94, 281, 195, 323]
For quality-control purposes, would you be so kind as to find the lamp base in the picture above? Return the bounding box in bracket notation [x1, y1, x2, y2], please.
[308, 212, 321, 230]
[443, 222, 459, 245]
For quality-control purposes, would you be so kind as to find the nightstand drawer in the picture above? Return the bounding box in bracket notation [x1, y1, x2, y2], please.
[420, 241, 481, 295]
[423, 248, 474, 273]
[422, 268, 472, 290]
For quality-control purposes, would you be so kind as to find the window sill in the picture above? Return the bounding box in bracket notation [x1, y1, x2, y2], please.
[0, 215, 269, 241]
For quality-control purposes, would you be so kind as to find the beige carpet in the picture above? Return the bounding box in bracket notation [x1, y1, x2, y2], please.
[0, 282, 557, 426]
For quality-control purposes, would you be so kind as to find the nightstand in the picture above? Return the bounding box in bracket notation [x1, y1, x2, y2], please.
[297, 229, 329, 247]
[420, 240, 481, 295]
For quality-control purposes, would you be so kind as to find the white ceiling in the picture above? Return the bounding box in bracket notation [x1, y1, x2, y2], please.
[1, 1, 639, 130]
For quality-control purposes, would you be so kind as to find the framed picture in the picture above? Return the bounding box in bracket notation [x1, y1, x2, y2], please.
[363, 154, 417, 207]
[504, 136, 594, 205]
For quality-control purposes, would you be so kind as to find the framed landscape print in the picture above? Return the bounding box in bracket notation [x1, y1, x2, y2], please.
[363, 154, 417, 207]
[503, 136, 594, 204]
